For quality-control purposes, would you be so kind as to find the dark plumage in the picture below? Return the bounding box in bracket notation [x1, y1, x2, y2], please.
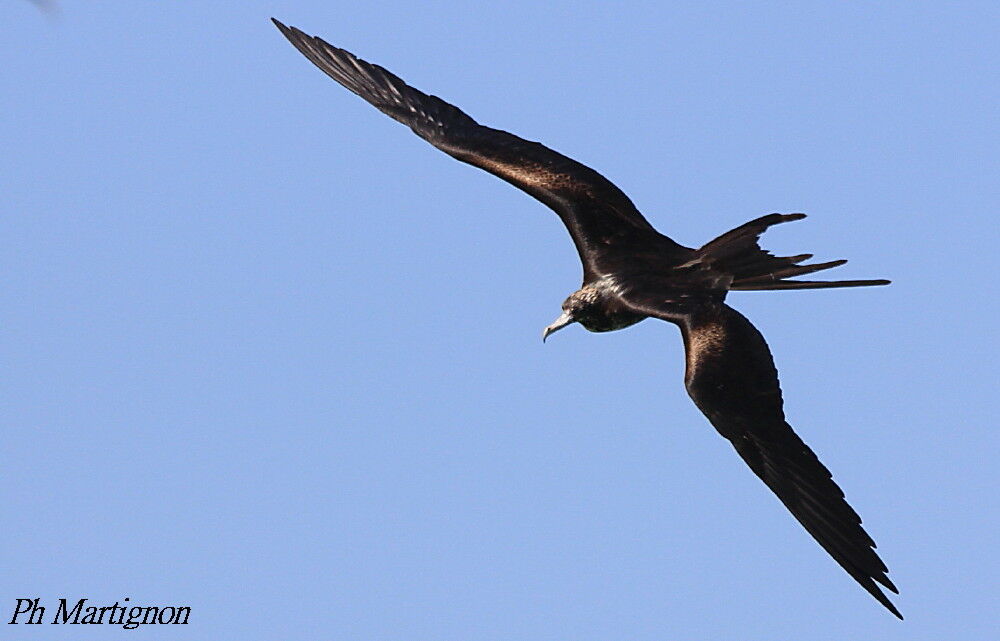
[272, 19, 900, 619]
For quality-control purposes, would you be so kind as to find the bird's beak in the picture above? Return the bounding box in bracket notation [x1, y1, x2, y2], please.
[542, 311, 575, 342]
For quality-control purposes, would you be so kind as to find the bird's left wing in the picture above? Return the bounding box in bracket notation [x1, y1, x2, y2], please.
[272, 19, 685, 280]
[622, 296, 901, 618]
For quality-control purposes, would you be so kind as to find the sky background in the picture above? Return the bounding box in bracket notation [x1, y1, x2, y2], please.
[3, 2, 998, 639]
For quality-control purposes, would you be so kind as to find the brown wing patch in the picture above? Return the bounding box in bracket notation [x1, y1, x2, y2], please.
[464, 154, 592, 195]
[684, 318, 728, 377]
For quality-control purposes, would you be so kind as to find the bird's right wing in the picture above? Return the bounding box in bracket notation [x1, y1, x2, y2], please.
[622, 296, 901, 618]
[273, 20, 686, 280]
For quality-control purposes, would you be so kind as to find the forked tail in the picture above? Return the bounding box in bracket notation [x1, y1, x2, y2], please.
[693, 213, 890, 291]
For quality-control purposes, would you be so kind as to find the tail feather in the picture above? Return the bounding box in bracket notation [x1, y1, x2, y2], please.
[720, 252, 812, 276]
[732, 279, 891, 291]
[737, 259, 848, 283]
[693, 213, 890, 292]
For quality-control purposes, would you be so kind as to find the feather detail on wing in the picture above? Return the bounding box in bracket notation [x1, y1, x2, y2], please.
[272, 19, 686, 279]
[622, 297, 901, 618]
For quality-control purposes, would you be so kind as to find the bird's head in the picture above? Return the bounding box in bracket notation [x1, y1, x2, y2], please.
[542, 288, 598, 342]
[543, 282, 646, 341]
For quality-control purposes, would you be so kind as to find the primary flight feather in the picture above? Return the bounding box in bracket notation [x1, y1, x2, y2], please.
[272, 18, 900, 619]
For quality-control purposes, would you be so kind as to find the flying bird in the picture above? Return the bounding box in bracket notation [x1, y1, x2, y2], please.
[272, 19, 901, 619]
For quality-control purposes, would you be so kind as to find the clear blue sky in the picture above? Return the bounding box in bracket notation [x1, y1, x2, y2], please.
[3, 2, 997, 639]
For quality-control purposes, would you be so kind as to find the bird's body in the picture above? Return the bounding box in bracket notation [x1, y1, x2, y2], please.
[273, 19, 901, 619]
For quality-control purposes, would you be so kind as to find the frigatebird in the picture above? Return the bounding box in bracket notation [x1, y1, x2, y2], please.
[272, 19, 900, 619]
